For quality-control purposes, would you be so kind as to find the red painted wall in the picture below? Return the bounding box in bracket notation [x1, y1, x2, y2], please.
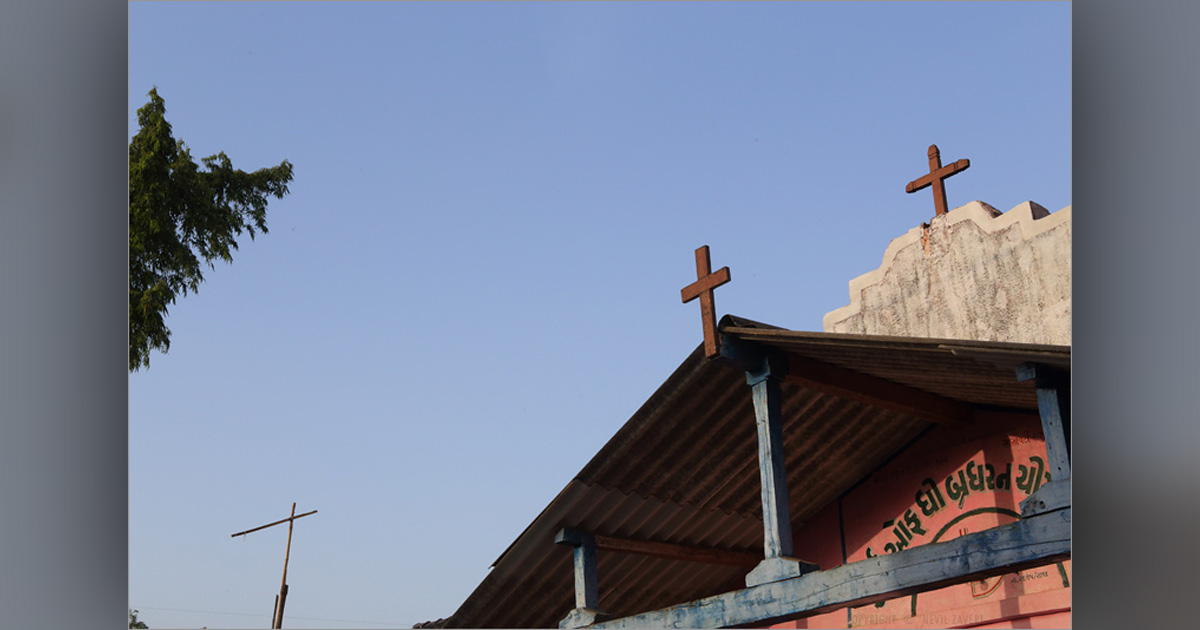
[772, 413, 1070, 629]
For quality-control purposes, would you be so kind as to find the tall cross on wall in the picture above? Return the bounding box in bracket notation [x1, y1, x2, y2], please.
[905, 144, 970, 218]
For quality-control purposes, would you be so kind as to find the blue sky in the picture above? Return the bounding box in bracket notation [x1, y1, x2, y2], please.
[128, 3, 1070, 628]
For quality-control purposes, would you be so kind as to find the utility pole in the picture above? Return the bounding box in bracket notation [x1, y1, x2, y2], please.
[232, 503, 318, 629]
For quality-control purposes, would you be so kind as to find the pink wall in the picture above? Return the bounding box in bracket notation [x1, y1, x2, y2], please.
[771, 413, 1070, 629]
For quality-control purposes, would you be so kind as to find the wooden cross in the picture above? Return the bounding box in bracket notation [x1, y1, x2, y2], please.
[905, 144, 970, 217]
[680, 245, 731, 359]
[232, 503, 318, 629]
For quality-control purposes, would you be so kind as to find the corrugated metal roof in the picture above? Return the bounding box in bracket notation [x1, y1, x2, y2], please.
[442, 319, 1069, 628]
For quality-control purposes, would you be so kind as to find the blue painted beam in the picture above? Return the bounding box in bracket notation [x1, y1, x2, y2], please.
[586, 506, 1071, 629]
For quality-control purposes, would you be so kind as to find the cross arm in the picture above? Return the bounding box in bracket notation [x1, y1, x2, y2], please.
[231, 509, 318, 538]
[905, 159, 971, 193]
[680, 267, 731, 303]
[905, 178, 930, 194]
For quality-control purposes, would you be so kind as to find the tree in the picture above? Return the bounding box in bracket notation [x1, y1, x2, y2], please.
[129, 88, 294, 371]
[129, 608, 149, 629]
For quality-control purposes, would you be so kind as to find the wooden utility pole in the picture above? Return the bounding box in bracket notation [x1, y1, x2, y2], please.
[232, 503, 318, 629]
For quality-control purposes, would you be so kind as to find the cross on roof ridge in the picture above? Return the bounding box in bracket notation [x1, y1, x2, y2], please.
[681, 245, 731, 359]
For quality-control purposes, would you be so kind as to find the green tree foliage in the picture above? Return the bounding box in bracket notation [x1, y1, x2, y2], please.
[129, 608, 149, 629]
[129, 88, 293, 371]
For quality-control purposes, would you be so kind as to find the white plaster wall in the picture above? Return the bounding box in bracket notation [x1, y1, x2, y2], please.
[823, 201, 1071, 345]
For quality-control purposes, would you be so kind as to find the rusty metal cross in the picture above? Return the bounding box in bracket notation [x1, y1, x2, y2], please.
[905, 144, 971, 217]
[681, 245, 731, 359]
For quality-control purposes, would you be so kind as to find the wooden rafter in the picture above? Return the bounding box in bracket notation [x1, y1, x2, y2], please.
[783, 354, 970, 427]
[594, 535, 761, 568]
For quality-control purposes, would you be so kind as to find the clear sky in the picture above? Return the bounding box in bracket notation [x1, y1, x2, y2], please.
[128, 3, 1070, 628]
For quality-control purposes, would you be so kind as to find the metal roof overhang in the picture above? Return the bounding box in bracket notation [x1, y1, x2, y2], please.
[443, 317, 1070, 628]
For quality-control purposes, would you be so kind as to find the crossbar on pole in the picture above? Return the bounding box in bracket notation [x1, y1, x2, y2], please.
[231, 510, 318, 538]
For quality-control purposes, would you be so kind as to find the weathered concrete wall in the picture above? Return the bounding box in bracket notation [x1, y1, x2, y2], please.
[823, 201, 1071, 345]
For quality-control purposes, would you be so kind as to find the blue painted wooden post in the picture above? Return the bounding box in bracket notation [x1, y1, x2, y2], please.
[743, 356, 818, 587]
[555, 528, 608, 628]
[748, 359, 793, 559]
[1016, 363, 1070, 481]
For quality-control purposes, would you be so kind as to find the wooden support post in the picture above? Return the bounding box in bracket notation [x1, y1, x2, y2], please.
[556, 528, 609, 628]
[274, 502, 297, 628]
[749, 358, 792, 560]
[557, 529, 599, 610]
[1015, 363, 1070, 520]
[744, 355, 818, 587]
[1015, 363, 1070, 481]
[276, 584, 289, 629]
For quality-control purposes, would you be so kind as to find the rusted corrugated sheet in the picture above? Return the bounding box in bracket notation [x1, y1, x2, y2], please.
[442, 321, 1068, 628]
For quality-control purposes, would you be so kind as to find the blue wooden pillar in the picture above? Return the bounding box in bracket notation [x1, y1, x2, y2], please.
[743, 355, 818, 587]
[555, 528, 607, 628]
[1016, 363, 1070, 481]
